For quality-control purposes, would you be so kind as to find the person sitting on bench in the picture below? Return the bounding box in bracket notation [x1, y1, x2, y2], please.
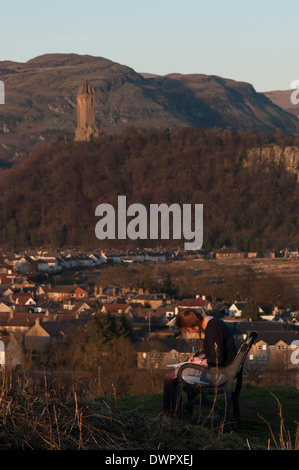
[163, 308, 237, 415]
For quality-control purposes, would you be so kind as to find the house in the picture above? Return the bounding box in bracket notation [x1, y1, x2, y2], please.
[96, 285, 123, 302]
[11, 277, 36, 290]
[226, 320, 299, 371]
[75, 254, 96, 268]
[33, 298, 62, 314]
[0, 309, 82, 336]
[0, 311, 46, 335]
[136, 338, 194, 369]
[24, 317, 88, 352]
[36, 257, 62, 273]
[245, 331, 299, 371]
[11, 292, 36, 306]
[0, 334, 23, 369]
[155, 303, 177, 325]
[0, 274, 12, 285]
[164, 296, 212, 328]
[15, 257, 36, 274]
[282, 249, 298, 259]
[130, 292, 170, 309]
[176, 296, 211, 312]
[61, 300, 91, 315]
[24, 318, 65, 351]
[194, 250, 211, 260]
[144, 252, 167, 263]
[101, 303, 133, 319]
[228, 302, 264, 318]
[209, 301, 230, 316]
[100, 250, 126, 264]
[0, 286, 14, 298]
[0, 300, 13, 313]
[88, 253, 104, 265]
[262, 249, 276, 258]
[228, 320, 284, 343]
[45, 285, 88, 301]
[126, 251, 145, 263]
[213, 246, 245, 259]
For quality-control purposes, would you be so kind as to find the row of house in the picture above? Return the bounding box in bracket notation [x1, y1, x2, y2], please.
[0, 253, 298, 375]
[3, 249, 169, 275]
[2, 245, 298, 276]
[136, 321, 299, 373]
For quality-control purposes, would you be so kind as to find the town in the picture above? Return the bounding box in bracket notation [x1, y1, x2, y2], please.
[0, 245, 298, 390]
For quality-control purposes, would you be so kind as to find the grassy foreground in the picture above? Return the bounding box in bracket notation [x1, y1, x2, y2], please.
[0, 375, 298, 451]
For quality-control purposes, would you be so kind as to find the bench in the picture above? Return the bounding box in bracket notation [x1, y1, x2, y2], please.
[175, 331, 257, 425]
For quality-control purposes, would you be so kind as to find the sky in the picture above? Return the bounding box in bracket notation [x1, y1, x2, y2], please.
[1, 0, 298, 92]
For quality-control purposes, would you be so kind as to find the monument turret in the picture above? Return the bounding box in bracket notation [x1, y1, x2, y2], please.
[74, 79, 101, 141]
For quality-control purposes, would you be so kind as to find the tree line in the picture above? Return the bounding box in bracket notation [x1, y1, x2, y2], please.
[0, 126, 298, 251]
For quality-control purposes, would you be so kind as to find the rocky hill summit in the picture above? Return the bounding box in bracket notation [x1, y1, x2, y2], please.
[1, 53, 299, 163]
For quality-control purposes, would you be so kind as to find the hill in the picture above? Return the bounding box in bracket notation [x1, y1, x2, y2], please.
[1, 53, 299, 163]
[265, 89, 299, 120]
[0, 126, 297, 251]
[0, 378, 298, 450]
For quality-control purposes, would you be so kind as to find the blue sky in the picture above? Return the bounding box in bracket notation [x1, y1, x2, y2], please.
[1, 0, 298, 91]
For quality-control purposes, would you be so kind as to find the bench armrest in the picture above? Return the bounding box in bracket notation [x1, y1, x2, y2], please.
[177, 362, 221, 379]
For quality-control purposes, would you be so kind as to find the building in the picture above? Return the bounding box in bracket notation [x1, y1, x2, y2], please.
[213, 246, 245, 259]
[136, 338, 192, 369]
[0, 335, 23, 370]
[42, 285, 88, 301]
[228, 302, 264, 318]
[246, 331, 299, 371]
[176, 296, 211, 312]
[24, 316, 90, 353]
[101, 303, 133, 319]
[74, 80, 101, 142]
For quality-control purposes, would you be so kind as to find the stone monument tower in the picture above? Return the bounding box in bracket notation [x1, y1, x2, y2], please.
[74, 79, 101, 141]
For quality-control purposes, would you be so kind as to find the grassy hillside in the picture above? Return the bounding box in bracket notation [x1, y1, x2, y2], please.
[0, 377, 298, 450]
[112, 385, 299, 450]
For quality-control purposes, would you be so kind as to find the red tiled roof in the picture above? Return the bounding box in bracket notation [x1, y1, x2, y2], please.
[12, 293, 35, 304]
[177, 298, 209, 307]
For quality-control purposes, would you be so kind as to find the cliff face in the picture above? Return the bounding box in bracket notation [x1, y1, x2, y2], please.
[247, 145, 299, 180]
[1, 53, 299, 164]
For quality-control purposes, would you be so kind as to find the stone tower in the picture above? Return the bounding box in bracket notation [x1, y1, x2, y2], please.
[74, 79, 101, 141]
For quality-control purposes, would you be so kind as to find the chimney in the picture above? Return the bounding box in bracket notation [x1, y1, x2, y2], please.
[35, 317, 40, 326]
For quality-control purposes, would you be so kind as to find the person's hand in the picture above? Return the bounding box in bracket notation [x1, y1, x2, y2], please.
[188, 356, 208, 366]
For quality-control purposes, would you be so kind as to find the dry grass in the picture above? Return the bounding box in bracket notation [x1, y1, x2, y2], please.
[0, 371, 298, 451]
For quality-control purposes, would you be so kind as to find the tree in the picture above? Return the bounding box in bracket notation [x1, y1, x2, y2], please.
[242, 300, 260, 320]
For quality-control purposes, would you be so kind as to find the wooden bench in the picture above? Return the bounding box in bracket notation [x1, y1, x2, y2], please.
[175, 331, 257, 425]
